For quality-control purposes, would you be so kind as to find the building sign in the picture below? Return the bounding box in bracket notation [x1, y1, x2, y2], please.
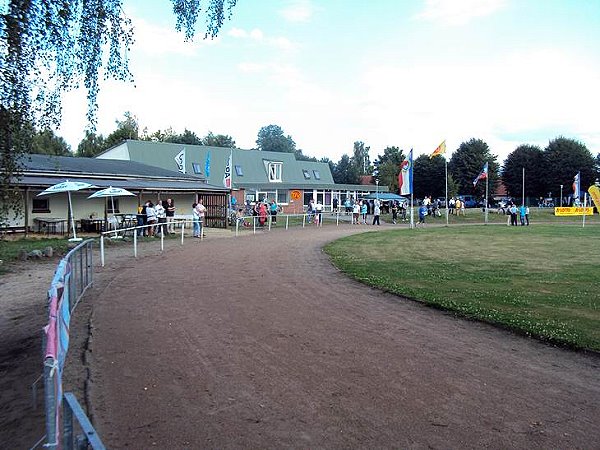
[290, 190, 302, 201]
[554, 207, 594, 216]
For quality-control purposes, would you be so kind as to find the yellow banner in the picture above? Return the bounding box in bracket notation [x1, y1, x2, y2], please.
[589, 185, 600, 211]
[554, 207, 594, 216]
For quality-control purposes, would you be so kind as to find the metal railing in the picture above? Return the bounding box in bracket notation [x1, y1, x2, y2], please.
[38, 239, 105, 449]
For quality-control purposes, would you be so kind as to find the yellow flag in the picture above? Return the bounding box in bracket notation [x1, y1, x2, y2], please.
[430, 140, 446, 159]
[589, 185, 600, 211]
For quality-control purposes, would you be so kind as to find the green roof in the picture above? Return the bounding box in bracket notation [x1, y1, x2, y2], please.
[100, 140, 336, 188]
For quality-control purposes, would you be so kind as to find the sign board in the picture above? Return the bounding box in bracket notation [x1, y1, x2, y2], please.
[290, 190, 302, 201]
[554, 207, 594, 216]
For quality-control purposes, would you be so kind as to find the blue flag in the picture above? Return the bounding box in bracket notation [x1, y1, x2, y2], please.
[205, 151, 211, 178]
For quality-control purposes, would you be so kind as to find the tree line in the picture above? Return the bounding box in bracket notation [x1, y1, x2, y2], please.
[26, 115, 600, 200]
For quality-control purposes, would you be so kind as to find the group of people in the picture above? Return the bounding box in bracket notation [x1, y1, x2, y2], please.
[448, 197, 466, 215]
[137, 198, 176, 237]
[507, 203, 530, 226]
[349, 199, 384, 225]
[192, 200, 207, 237]
[237, 199, 279, 227]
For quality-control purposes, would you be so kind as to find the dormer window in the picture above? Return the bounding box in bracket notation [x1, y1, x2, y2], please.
[302, 169, 311, 180]
[313, 170, 321, 180]
[268, 162, 282, 182]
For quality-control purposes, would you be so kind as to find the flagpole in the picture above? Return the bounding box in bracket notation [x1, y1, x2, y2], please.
[583, 193, 587, 228]
[445, 159, 449, 226]
[485, 170, 489, 224]
[522, 167, 525, 206]
[410, 192, 414, 229]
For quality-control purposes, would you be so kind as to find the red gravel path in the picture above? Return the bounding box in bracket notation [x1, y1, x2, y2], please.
[86, 226, 600, 449]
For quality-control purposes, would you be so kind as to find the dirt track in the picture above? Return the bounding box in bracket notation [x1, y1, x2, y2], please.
[84, 226, 600, 449]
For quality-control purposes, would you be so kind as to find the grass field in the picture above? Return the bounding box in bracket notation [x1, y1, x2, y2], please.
[324, 223, 600, 352]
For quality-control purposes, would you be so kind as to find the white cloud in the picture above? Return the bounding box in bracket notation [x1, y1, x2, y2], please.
[279, 0, 316, 22]
[131, 16, 219, 57]
[227, 27, 297, 50]
[415, 0, 508, 26]
[353, 47, 600, 161]
[237, 62, 266, 73]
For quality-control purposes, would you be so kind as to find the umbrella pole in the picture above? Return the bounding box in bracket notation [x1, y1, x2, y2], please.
[68, 190, 77, 239]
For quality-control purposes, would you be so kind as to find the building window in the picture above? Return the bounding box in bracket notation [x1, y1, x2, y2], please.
[107, 199, 120, 214]
[268, 162, 282, 182]
[32, 198, 50, 213]
[278, 190, 289, 204]
[192, 163, 203, 175]
[235, 165, 244, 176]
[313, 170, 321, 180]
[302, 169, 311, 180]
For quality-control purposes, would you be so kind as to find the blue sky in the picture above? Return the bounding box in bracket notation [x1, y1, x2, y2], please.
[60, 0, 600, 164]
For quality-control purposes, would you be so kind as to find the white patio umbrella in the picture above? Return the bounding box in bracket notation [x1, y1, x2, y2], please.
[87, 187, 136, 225]
[37, 180, 96, 241]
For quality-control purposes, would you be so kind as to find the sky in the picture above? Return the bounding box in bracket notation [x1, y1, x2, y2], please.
[59, 0, 600, 164]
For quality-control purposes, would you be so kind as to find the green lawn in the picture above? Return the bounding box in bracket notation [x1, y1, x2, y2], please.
[324, 224, 600, 352]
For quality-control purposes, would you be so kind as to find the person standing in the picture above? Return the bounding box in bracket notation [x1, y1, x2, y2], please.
[196, 199, 207, 237]
[332, 197, 339, 215]
[270, 199, 278, 225]
[509, 203, 518, 226]
[372, 200, 381, 225]
[315, 200, 323, 225]
[192, 202, 200, 237]
[360, 200, 368, 224]
[391, 201, 398, 224]
[145, 201, 157, 236]
[525, 206, 530, 226]
[165, 198, 176, 234]
[155, 200, 166, 236]
[519, 204, 526, 226]
[418, 204, 427, 226]
[352, 201, 360, 224]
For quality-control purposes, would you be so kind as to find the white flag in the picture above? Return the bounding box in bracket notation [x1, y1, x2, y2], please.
[175, 148, 186, 174]
[223, 150, 232, 188]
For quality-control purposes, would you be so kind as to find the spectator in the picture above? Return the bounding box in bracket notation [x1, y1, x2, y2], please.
[315, 200, 323, 225]
[519, 204, 526, 226]
[509, 203, 518, 226]
[165, 198, 176, 234]
[155, 200, 166, 236]
[145, 201, 157, 236]
[418, 204, 427, 226]
[196, 199, 207, 237]
[192, 202, 200, 237]
[391, 201, 398, 224]
[372, 200, 381, 225]
[352, 201, 360, 224]
[360, 200, 368, 224]
[270, 199, 278, 225]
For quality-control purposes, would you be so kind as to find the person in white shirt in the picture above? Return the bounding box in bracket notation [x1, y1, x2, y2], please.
[155, 200, 166, 236]
[195, 200, 207, 238]
[145, 201, 157, 236]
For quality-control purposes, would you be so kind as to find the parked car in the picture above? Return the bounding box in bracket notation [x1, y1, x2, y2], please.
[458, 195, 478, 208]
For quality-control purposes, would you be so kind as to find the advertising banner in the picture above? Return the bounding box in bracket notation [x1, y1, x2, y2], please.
[554, 207, 594, 216]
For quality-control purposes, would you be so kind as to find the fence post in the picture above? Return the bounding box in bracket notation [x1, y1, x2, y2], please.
[44, 358, 58, 449]
[133, 232, 137, 258]
[180, 222, 185, 245]
[100, 236, 105, 267]
[160, 229, 164, 251]
[302, 214, 306, 228]
[286, 214, 289, 230]
[63, 396, 74, 450]
[253, 216, 257, 234]
[235, 218, 239, 236]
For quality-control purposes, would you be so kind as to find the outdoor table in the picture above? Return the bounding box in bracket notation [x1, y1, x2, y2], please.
[34, 218, 68, 235]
